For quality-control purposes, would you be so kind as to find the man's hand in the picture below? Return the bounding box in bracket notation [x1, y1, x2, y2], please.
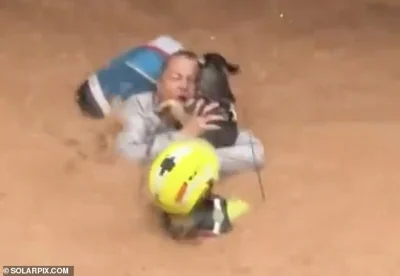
[162, 213, 198, 240]
[157, 99, 188, 124]
[157, 98, 225, 137]
[180, 99, 225, 137]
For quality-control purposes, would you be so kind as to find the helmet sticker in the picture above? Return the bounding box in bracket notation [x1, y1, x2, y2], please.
[180, 165, 214, 202]
[153, 145, 193, 193]
[159, 156, 176, 176]
[158, 145, 192, 176]
[175, 182, 188, 202]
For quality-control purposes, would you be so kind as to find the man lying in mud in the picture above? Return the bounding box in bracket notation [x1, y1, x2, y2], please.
[115, 50, 265, 178]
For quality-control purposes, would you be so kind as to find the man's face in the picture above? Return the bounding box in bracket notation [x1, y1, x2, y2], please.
[157, 56, 199, 103]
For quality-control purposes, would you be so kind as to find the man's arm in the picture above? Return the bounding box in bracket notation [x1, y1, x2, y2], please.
[116, 94, 264, 174]
[115, 94, 188, 164]
[216, 130, 265, 178]
[115, 118, 187, 164]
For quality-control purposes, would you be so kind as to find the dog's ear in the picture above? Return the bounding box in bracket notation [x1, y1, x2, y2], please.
[225, 62, 240, 75]
[206, 52, 240, 75]
[200, 52, 240, 77]
[198, 56, 206, 66]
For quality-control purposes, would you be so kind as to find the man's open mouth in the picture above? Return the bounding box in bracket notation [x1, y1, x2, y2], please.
[177, 95, 187, 102]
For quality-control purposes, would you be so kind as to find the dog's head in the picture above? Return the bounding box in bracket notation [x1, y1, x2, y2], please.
[200, 52, 240, 76]
[197, 52, 240, 103]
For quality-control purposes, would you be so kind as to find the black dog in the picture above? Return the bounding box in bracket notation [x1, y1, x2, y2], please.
[196, 52, 240, 148]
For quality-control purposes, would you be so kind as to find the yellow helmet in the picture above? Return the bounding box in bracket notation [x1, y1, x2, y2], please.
[148, 138, 220, 215]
